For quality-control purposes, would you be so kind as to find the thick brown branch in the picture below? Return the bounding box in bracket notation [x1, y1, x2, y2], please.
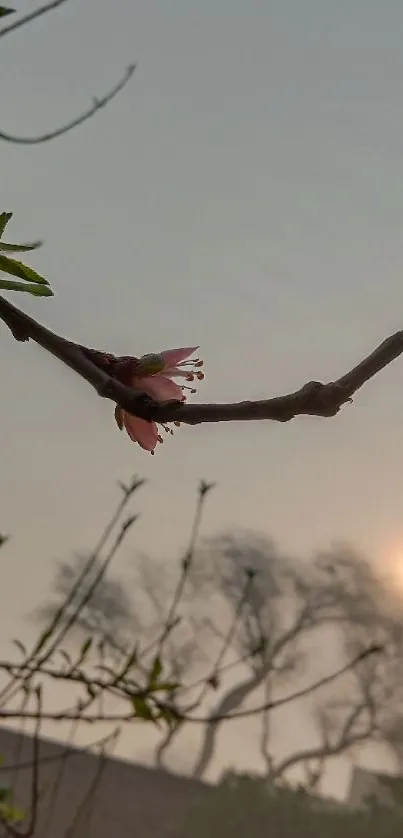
[1, 294, 402, 427]
[0, 294, 153, 411]
[0, 65, 136, 145]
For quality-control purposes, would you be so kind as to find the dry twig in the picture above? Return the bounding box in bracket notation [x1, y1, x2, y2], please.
[0, 65, 136, 145]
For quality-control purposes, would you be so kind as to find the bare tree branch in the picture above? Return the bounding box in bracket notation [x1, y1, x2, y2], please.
[259, 681, 274, 776]
[153, 482, 212, 661]
[23, 688, 42, 838]
[157, 573, 256, 775]
[0, 646, 380, 727]
[270, 697, 377, 781]
[63, 734, 116, 838]
[0, 731, 118, 775]
[0, 0, 69, 39]
[155, 724, 180, 769]
[0, 64, 136, 145]
[184, 645, 382, 725]
[40, 716, 79, 837]
[1, 295, 403, 429]
[0, 689, 42, 838]
[188, 602, 344, 779]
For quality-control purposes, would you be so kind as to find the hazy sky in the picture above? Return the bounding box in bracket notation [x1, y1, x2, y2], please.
[2, 0, 403, 792]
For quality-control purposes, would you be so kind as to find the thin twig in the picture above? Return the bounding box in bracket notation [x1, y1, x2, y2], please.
[183, 645, 382, 724]
[7, 691, 29, 821]
[271, 700, 375, 781]
[47, 513, 138, 655]
[0, 646, 381, 726]
[1, 295, 402, 427]
[42, 717, 79, 838]
[0, 65, 136, 145]
[0, 731, 119, 775]
[22, 688, 42, 838]
[260, 681, 274, 776]
[0, 479, 142, 709]
[153, 482, 212, 660]
[155, 570, 253, 768]
[63, 732, 118, 838]
[0, 0, 69, 39]
[191, 571, 254, 708]
[0, 689, 43, 838]
[49, 477, 142, 638]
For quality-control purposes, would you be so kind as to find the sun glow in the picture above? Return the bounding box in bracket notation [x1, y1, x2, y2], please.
[381, 549, 403, 594]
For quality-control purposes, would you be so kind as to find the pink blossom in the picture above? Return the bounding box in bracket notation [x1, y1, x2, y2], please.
[114, 347, 204, 453]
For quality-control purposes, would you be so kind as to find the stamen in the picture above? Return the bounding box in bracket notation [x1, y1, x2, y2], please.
[196, 371, 204, 380]
[176, 358, 203, 369]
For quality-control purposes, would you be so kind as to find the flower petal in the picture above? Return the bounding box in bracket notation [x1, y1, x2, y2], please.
[122, 412, 159, 451]
[114, 405, 124, 430]
[133, 375, 184, 401]
[160, 347, 199, 367]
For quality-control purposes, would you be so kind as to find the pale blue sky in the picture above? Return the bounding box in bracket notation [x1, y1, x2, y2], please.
[1, 0, 403, 789]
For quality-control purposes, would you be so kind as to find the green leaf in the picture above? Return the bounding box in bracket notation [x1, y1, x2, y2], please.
[0, 8, 15, 18]
[0, 253, 48, 285]
[0, 280, 53, 296]
[0, 801, 25, 825]
[0, 240, 42, 253]
[0, 213, 12, 237]
[149, 656, 162, 686]
[132, 696, 155, 721]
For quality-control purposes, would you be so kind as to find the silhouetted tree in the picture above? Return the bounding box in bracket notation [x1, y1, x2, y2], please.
[38, 517, 403, 785]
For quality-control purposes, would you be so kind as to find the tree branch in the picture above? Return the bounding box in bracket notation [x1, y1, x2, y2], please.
[259, 681, 274, 775]
[188, 603, 315, 778]
[0, 0, 69, 39]
[1, 294, 403, 427]
[183, 645, 382, 724]
[0, 64, 136, 145]
[270, 698, 376, 781]
[0, 647, 380, 728]
[23, 688, 42, 838]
